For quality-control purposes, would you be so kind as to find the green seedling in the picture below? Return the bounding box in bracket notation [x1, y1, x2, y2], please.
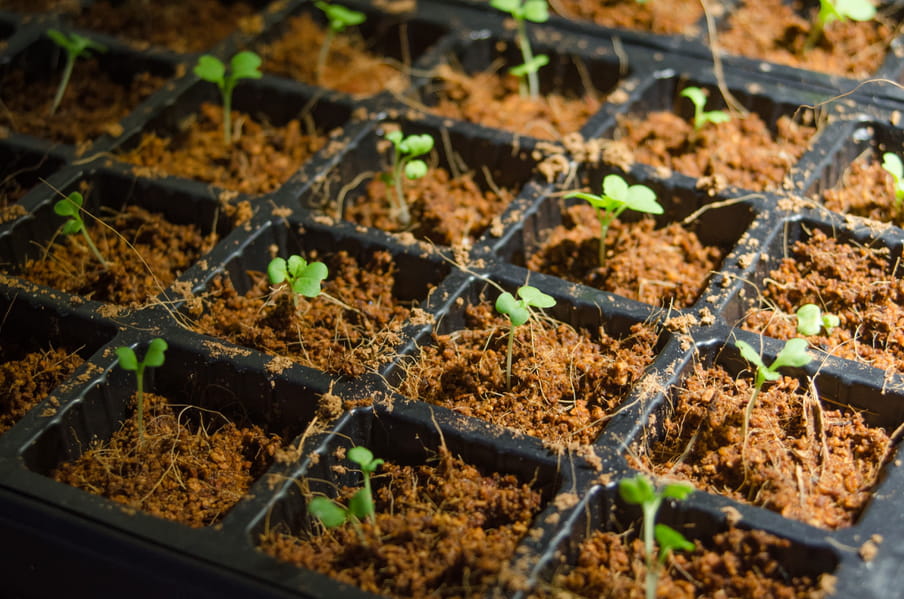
[115, 338, 167, 445]
[805, 0, 876, 51]
[490, 0, 549, 98]
[881, 152, 904, 205]
[735, 337, 812, 462]
[381, 130, 434, 227]
[54, 191, 109, 269]
[679, 86, 730, 132]
[618, 474, 694, 599]
[495, 285, 556, 390]
[193, 51, 262, 145]
[46, 29, 107, 116]
[796, 303, 840, 337]
[314, 2, 366, 82]
[267, 254, 328, 307]
[307, 446, 384, 540]
[566, 174, 663, 267]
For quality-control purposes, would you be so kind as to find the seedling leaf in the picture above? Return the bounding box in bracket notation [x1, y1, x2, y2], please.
[661, 481, 694, 501]
[267, 258, 288, 285]
[518, 285, 555, 308]
[144, 338, 168, 368]
[194, 55, 225, 83]
[116, 346, 138, 371]
[881, 152, 904, 203]
[523, 0, 549, 21]
[771, 337, 812, 371]
[404, 160, 428, 180]
[496, 292, 530, 327]
[618, 474, 656, 504]
[735, 339, 767, 372]
[308, 496, 348, 528]
[509, 54, 549, 77]
[655, 523, 695, 557]
[348, 487, 375, 520]
[230, 51, 263, 80]
[680, 86, 730, 132]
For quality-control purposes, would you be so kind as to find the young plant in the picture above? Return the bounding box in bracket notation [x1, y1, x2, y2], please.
[805, 0, 876, 51]
[881, 152, 904, 206]
[307, 446, 384, 539]
[267, 254, 328, 307]
[566, 174, 663, 267]
[489, 0, 549, 98]
[679, 86, 730, 132]
[115, 338, 168, 445]
[734, 337, 813, 460]
[381, 130, 434, 227]
[618, 474, 694, 599]
[796, 303, 840, 337]
[314, 2, 366, 82]
[193, 51, 262, 145]
[46, 29, 107, 116]
[54, 191, 109, 269]
[494, 285, 556, 390]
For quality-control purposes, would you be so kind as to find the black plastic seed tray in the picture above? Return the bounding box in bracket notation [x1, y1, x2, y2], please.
[2, 0, 904, 597]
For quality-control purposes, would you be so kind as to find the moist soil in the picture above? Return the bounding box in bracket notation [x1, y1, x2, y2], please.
[429, 64, 602, 141]
[258, 13, 407, 97]
[533, 527, 828, 598]
[73, 0, 264, 54]
[21, 203, 216, 307]
[611, 109, 816, 191]
[338, 166, 515, 247]
[742, 228, 904, 372]
[397, 301, 658, 447]
[526, 204, 723, 308]
[719, 0, 898, 79]
[639, 360, 891, 529]
[258, 446, 543, 598]
[0, 346, 84, 434]
[189, 250, 419, 377]
[52, 392, 283, 528]
[116, 103, 326, 196]
[549, 0, 703, 35]
[820, 153, 904, 227]
[0, 59, 165, 147]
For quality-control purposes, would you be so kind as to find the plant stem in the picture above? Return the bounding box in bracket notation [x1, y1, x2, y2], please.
[505, 324, 515, 390]
[317, 29, 335, 84]
[220, 86, 232, 145]
[392, 159, 412, 227]
[803, 21, 823, 53]
[49, 53, 77, 116]
[741, 384, 762, 464]
[135, 365, 146, 445]
[515, 18, 539, 99]
[595, 208, 615, 267]
[78, 227, 109, 270]
[642, 500, 661, 599]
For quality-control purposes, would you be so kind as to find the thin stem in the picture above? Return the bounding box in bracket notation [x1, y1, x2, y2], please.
[505, 324, 515, 390]
[317, 29, 336, 84]
[78, 227, 109, 269]
[642, 500, 661, 599]
[596, 209, 614, 267]
[221, 85, 233, 145]
[392, 156, 411, 227]
[135, 366, 146, 445]
[49, 53, 76, 116]
[803, 20, 824, 53]
[515, 18, 539, 99]
[741, 384, 762, 463]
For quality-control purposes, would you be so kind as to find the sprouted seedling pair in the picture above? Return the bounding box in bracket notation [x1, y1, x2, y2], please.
[490, 0, 549, 98]
[267, 254, 329, 307]
[307, 446, 383, 540]
[115, 338, 168, 446]
[194, 51, 263, 145]
[380, 129, 435, 227]
[46, 29, 107, 116]
[805, 0, 876, 52]
[679, 86, 730, 132]
[54, 191, 109, 270]
[495, 285, 556, 389]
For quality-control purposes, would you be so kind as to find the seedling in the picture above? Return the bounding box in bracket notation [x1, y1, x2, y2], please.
[314, 2, 366, 82]
[46, 29, 107, 116]
[490, 0, 549, 98]
[115, 338, 167, 445]
[267, 254, 328, 307]
[796, 303, 840, 337]
[54, 191, 109, 269]
[566, 174, 663, 267]
[805, 0, 876, 51]
[193, 51, 262, 145]
[735, 337, 812, 461]
[881, 152, 904, 206]
[307, 446, 384, 539]
[495, 285, 556, 389]
[381, 130, 434, 227]
[679, 86, 730, 132]
[618, 474, 694, 599]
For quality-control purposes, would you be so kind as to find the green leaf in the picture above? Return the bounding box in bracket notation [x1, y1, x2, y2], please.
[267, 258, 288, 285]
[144, 338, 168, 368]
[523, 0, 549, 22]
[286, 254, 306, 277]
[823, 313, 840, 334]
[291, 261, 328, 298]
[735, 339, 767, 372]
[602, 174, 630, 202]
[318, 2, 366, 31]
[348, 487, 375, 520]
[308, 496, 348, 528]
[490, 0, 520, 15]
[518, 285, 555, 309]
[679, 86, 707, 110]
[836, 0, 876, 21]
[509, 54, 549, 77]
[495, 292, 530, 327]
[882, 152, 903, 180]
[771, 337, 812, 371]
[116, 346, 138, 371]
[399, 133, 434, 156]
[795, 303, 823, 337]
[194, 55, 225, 84]
[404, 160, 428, 180]
[655, 523, 695, 555]
[61, 220, 83, 235]
[348, 446, 375, 468]
[661, 481, 694, 501]
[385, 130, 403, 146]
[54, 192, 83, 216]
[618, 474, 656, 505]
[230, 51, 262, 80]
[624, 184, 663, 214]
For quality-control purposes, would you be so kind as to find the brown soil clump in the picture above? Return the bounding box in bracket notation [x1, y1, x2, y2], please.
[0, 346, 84, 434]
[527, 204, 723, 307]
[259, 447, 543, 598]
[551, 0, 703, 35]
[821, 154, 904, 226]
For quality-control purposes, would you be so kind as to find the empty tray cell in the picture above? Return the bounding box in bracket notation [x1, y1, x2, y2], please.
[0, 30, 174, 146]
[113, 76, 351, 197]
[251, 404, 559, 598]
[22, 333, 324, 528]
[632, 334, 903, 529]
[0, 140, 66, 224]
[256, 2, 447, 97]
[0, 165, 233, 307]
[300, 117, 536, 247]
[186, 214, 450, 378]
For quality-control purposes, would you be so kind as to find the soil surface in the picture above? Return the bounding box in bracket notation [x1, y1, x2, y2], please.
[53, 392, 283, 528]
[0, 59, 165, 146]
[22, 204, 216, 306]
[189, 250, 419, 377]
[549, 0, 703, 35]
[534, 527, 827, 598]
[116, 103, 326, 196]
[398, 302, 658, 447]
[74, 0, 264, 53]
[821, 153, 904, 226]
[527, 204, 723, 308]
[612, 110, 816, 191]
[719, 0, 897, 78]
[0, 346, 84, 434]
[259, 13, 406, 97]
[742, 229, 904, 372]
[0, 0, 79, 13]
[0, 162, 53, 224]
[429, 64, 602, 141]
[339, 166, 515, 247]
[259, 446, 543, 598]
[640, 360, 891, 529]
